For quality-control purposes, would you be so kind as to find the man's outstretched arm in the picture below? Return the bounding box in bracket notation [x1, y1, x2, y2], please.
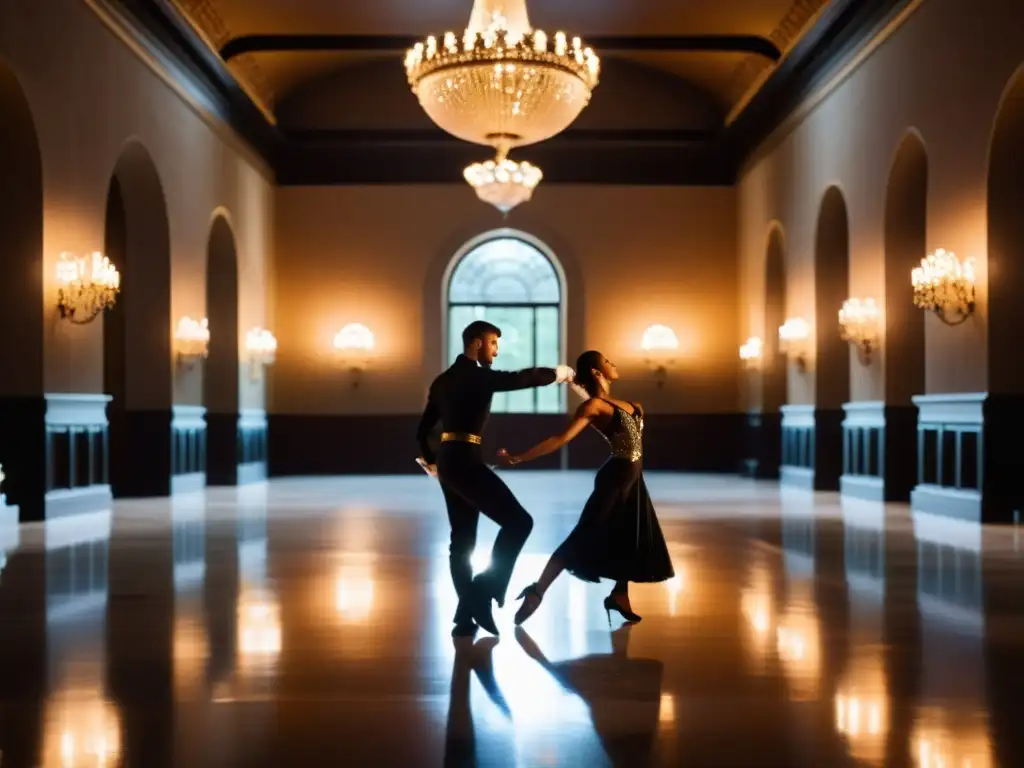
[485, 365, 574, 393]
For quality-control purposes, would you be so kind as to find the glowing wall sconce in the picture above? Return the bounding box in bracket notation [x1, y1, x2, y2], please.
[838, 298, 880, 365]
[245, 327, 277, 380]
[739, 336, 763, 371]
[174, 316, 209, 370]
[640, 324, 678, 388]
[55, 251, 120, 324]
[778, 317, 810, 371]
[333, 323, 375, 388]
[911, 248, 976, 326]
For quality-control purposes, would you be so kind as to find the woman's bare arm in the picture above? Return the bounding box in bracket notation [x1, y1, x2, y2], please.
[498, 400, 605, 465]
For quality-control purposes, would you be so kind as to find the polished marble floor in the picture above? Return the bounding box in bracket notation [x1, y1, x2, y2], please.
[1, 472, 1023, 767]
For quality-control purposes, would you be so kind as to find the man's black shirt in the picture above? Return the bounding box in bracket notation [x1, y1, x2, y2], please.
[416, 354, 557, 463]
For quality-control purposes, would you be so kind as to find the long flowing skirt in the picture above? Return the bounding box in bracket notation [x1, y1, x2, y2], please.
[558, 458, 674, 584]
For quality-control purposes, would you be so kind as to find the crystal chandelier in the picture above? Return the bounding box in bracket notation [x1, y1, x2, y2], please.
[911, 248, 976, 326]
[55, 252, 120, 324]
[463, 154, 542, 214]
[404, 0, 600, 153]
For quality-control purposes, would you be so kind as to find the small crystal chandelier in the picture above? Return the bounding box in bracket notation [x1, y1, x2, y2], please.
[911, 248, 976, 326]
[55, 251, 120, 324]
[404, 0, 600, 154]
[463, 152, 542, 214]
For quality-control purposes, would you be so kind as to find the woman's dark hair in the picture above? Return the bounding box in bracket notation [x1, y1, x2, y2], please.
[574, 350, 604, 395]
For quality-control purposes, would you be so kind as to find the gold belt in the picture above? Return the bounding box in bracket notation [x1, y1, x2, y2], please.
[441, 432, 482, 445]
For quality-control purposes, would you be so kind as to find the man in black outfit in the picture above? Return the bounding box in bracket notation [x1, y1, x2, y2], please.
[417, 320, 574, 637]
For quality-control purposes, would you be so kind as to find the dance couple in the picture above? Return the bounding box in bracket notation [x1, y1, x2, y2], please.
[417, 320, 674, 638]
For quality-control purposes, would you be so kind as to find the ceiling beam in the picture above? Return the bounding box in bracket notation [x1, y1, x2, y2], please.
[220, 34, 781, 62]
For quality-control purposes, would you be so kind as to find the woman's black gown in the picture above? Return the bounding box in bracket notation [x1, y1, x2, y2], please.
[555, 399, 674, 584]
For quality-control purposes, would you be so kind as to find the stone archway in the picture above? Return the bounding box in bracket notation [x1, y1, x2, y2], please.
[984, 67, 1024, 523]
[103, 140, 173, 497]
[812, 186, 851, 490]
[0, 61, 45, 519]
[204, 214, 241, 485]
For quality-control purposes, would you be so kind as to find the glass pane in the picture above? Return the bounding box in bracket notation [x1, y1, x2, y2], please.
[485, 307, 535, 413]
[449, 238, 560, 304]
[535, 306, 562, 413]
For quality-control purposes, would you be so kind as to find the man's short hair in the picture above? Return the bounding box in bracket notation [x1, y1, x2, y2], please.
[462, 320, 501, 348]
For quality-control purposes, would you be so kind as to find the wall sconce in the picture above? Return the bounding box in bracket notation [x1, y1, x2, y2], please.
[174, 316, 209, 370]
[245, 327, 277, 380]
[333, 323, 375, 388]
[778, 317, 810, 371]
[911, 248, 976, 326]
[55, 251, 120, 324]
[739, 336, 763, 371]
[640, 324, 678, 388]
[838, 297, 880, 365]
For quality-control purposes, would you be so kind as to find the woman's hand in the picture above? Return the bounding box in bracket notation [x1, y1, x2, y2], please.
[496, 449, 520, 467]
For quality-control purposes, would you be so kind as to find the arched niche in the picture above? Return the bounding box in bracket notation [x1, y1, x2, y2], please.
[884, 131, 928, 404]
[811, 186, 851, 491]
[764, 224, 789, 412]
[103, 139, 173, 497]
[814, 186, 852, 409]
[0, 60, 45, 517]
[204, 213, 240, 485]
[988, 68, 1024, 395]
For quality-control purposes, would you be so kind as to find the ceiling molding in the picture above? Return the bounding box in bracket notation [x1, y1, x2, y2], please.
[219, 34, 782, 62]
[724, 0, 915, 163]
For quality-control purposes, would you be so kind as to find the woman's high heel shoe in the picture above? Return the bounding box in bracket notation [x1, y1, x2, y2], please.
[514, 583, 543, 626]
[603, 594, 642, 624]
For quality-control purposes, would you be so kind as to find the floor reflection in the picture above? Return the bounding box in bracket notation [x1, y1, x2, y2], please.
[0, 475, 1023, 766]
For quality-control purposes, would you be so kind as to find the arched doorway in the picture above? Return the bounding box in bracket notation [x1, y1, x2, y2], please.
[103, 140, 173, 497]
[0, 62, 45, 520]
[985, 67, 1024, 525]
[746, 225, 788, 478]
[813, 186, 851, 490]
[204, 214, 240, 486]
[881, 131, 928, 501]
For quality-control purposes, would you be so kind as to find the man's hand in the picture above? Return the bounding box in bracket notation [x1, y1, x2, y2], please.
[495, 449, 519, 467]
[555, 365, 575, 383]
[416, 458, 438, 477]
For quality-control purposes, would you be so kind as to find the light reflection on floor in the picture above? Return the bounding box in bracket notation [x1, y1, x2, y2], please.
[0, 473, 1021, 766]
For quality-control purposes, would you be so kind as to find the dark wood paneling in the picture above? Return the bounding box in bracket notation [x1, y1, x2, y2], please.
[206, 412, 239, 486]
[221, 34, 782, 61]
[742, 410, 782, 479]
[269, 412, 743, 475]
[108, 408, 173, 498]
[0, 396, 47, 521]
[982, 395, 1024, 523]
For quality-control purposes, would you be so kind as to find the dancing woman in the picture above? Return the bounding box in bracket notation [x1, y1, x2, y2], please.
[496, 351, 674, 625]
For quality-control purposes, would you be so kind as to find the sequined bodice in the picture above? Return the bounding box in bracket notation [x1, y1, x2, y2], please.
[597, 401, 644, 462]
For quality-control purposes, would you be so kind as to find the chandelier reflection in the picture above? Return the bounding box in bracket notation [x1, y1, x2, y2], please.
[834, 652, 888, 765]
[464, 153, 543, 214]
[44, 692, 122, 767]
[56, 251, 120, 324]
[776, 608, 821, 701]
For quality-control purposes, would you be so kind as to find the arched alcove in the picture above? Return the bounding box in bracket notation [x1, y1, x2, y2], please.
[764, 225, 789, 413]
[103, 140, 173, 497]
[884, 131, 928, 404]
[204, 214, 240, 485]
[0, 61, 45, 518]
[813, 186, 851, 490]
[443, 231, 566, 414]
[988, 69, 1024, 395]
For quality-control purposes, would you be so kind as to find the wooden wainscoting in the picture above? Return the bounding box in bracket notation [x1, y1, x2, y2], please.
[237, 409, 268, 485]
[171, 405, 207, 495]
[840, 401, 917, 502]
[44, 394, 113, 519]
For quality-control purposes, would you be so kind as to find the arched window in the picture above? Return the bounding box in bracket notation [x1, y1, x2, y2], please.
[447, 235, 563, 413]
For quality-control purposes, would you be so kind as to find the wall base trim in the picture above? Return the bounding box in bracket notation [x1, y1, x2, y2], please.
[237, 462, 267, 486]
[840, 474, 884, 502]
[780, 466, 815, 489]
[45, 485, 113, 520]
[910, 484, 982, 523]
[171, 472, 206, 495]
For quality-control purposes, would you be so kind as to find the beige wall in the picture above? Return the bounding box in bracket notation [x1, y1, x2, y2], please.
[0, 0, 273, 410]
[738, 0, 1024, 406]
[273, 185, 738, 415]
